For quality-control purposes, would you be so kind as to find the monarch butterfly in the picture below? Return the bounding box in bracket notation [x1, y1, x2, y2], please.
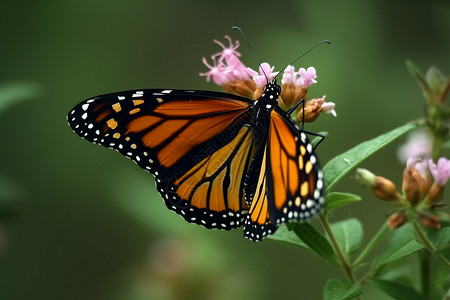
[67, 78, 325, 241]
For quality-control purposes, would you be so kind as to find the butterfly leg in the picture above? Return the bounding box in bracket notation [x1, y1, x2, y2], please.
[302, 130, 325, 150]
[286, 99, 304, 120]
[287, 99, 325, 150]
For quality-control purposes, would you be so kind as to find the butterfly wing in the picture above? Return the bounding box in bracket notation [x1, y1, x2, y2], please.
[67, 89, 258, 230]
[266, 107, 325, 224]
[243, 145, 277, 241]
[243, 106, 325, 241]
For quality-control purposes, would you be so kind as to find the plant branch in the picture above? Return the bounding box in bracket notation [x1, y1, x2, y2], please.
[319, 213, 357, 283]
[352, 222, 388, 268]
[407, 210, 450, 269]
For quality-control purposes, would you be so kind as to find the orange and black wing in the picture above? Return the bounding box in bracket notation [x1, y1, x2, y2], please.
[67, 89, 258, 230]
[243, 106, 325, 241]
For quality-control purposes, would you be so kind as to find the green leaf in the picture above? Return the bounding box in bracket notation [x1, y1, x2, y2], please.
[291, 222, 335, 261]
[267, 224, 311, 250]
[371, 224, 424, 269]
[406, 60, 430, 95]
[426, 66, 447, 96]
[323, 279, 362, 300]
[325, 192, 361, 213]
[331, 218, 363, 256]
[323, 122, 418, 193]
[269, 222, 336, 261]
[0, 82, 40, 114]
[369, 279, 424, 300]
[426, 227, 450, 251]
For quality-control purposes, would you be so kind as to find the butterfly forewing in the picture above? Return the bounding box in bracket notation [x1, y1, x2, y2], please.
[68, 89, 258, 229]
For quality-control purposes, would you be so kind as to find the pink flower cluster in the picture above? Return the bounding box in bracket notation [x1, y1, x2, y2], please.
[400, 130, 450, 186]
[199, 36, 249, 86]
[199, 35, 336, 122]
[407, 157, 450, 187]
[282, 65, 317, 89]
[200, 36, 322, 94]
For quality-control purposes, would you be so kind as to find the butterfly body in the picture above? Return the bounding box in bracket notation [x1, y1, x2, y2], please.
[68, 80, 324, 241]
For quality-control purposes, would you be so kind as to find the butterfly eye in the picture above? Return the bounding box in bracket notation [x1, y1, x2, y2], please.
[275, 85, 281, 95]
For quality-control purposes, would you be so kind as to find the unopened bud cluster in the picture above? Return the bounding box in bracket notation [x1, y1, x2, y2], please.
[356, 157, 449, 229]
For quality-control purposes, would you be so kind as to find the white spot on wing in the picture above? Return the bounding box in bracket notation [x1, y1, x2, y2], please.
[306, 199, 315, 208]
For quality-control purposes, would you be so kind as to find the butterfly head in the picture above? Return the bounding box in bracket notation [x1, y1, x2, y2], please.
[261, 79, 281, 103]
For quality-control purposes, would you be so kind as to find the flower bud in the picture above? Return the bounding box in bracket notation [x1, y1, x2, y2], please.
[387, 212, 407, 229]
[296, 98, 323, 122]
[355, 168, 377, 187]
[356, 168, 400, 201]
[253, 86, 264, 101]
[222, 80, 256, 98]
[426, 66, 449, 105]
[373, 177, 401, 201]
[419, 213, 441, 229]
[402, 166, 428, 205]
[425, 182, 444, 203]
[280, 83, 307, 108]
[296, 96, 336, 123]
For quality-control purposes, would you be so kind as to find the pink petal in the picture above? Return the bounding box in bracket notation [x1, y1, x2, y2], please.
[247, 63, 276, 87]
[428, 158, 450, 186]
[282, 65, 297, 84]
[298, 67, 317, 88]
[212, 36, 242, 62]
[397, 130, 432, 163]
[321, 101, 337, 117]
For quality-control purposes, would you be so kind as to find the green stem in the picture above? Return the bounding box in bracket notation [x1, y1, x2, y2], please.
[431, 132, 443, 161]
[418, 250, 430, 298]
[319, 213, 357, 283]
[407, 210, 450, 269]
[359, 267, 376, 285]
[352, 222, 389, 268]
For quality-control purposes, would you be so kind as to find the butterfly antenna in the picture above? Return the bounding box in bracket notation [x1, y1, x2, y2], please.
[274, 40, 331, 80]
[232, 26, 269, 84]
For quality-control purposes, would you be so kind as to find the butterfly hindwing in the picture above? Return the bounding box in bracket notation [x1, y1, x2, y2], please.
[266, 107, 325, 225]
[243, 145, 278, 241]
[68, 89, 258, 229]
[242, 104, 325, 241]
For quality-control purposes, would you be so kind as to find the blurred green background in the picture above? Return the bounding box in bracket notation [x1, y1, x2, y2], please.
[0, 0, 449, 299]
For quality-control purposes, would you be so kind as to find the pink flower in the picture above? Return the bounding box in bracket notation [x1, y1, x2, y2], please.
[246, 63, 277, 87]
[298, 67, 317, 88]
[211, 36, 242, 64]
[200, 37, 250, 85]
[281, 65, 318, 88]
[397, 130, 432, 163]
[407, 158, 429, 178]
[319, 96, 337, 117]
[199, 57, 229, 85]
[428, 158, 450, 186]
[281, 65, 296, 84]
